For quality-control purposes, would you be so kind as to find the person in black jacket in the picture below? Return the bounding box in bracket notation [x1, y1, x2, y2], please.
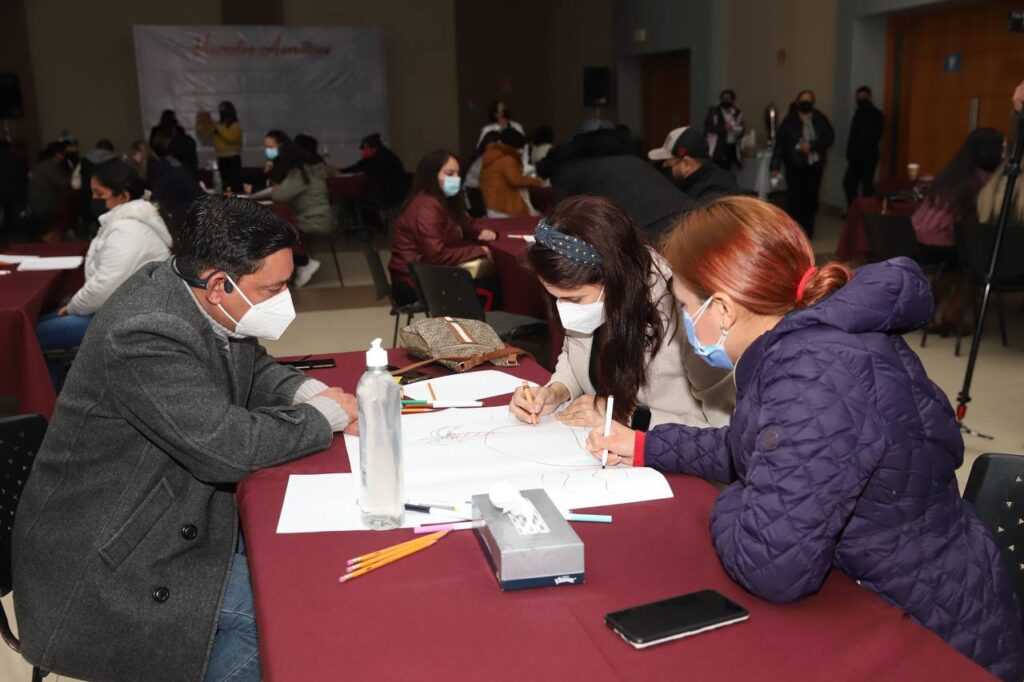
[649, 126, 740, 202]
[770, 90, 835, 237]
[339, 132, 407, 213]
[843, 86, 885, 206]
[539, 125, 694, 240]
[704, 89, 745, 171]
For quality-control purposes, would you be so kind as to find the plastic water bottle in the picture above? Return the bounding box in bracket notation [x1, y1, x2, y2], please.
[357, 338, 404, 530]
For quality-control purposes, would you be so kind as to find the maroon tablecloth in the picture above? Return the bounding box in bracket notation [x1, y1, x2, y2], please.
[0, 242, 88, 417]
[835, 197, 919, 263]
[236, 350, 990, 682]
[529, 185, 556, 214]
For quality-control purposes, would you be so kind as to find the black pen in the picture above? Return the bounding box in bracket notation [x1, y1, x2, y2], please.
[404, 502, 459, 514]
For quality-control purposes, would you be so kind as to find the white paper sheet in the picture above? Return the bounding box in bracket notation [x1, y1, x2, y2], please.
[0, 254, 40, 264]
[276, 473, 470, 533]
[401, 370, 537, 402]
[16, 256, 84, 271]
[344, 407, 673, 513]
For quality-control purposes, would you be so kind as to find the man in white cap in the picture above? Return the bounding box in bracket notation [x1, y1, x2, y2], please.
[649, 126, 740, 202]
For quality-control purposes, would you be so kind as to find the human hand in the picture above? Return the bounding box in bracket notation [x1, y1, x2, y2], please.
[478, 229, 497, 242]
[556, 394, 606, 428]
[510, 383, 566, 424]
[798, 142, 811, 154]
[481, 246, 494, 262]
[316, 387, 358, 431]
[57, 307, 68, 317]
[585, 420, 636, 466]
[1014, 81, 1024, 114]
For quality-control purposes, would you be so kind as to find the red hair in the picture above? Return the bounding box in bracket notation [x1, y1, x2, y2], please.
[663, 196, 852, 314]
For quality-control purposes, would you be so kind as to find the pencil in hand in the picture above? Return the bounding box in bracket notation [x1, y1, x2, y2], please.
[522, 381, 538, 425]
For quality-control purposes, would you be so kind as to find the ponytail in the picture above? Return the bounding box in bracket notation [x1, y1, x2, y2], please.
[795, 262, 853, 309]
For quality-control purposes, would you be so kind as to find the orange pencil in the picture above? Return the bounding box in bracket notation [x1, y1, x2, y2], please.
[346, 531, 446, 566]
[402, 408, 435, 415]
[522, 381, 537, 425]
[346, 535, 444, 572]
[339, 531, 449, 583]
[427, 382, 438, 401]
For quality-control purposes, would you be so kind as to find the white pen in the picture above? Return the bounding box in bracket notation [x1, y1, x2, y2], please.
[601, 395, 615, 469]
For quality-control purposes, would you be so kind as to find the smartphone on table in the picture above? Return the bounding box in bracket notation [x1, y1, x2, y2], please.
[605, 589, 748, 649]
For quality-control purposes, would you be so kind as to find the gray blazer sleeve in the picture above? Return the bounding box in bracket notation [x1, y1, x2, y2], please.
[104, 312, 334, 484]
[248, 342, 309, 408]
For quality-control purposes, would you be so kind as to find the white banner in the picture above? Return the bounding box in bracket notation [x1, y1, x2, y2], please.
[133, 25, 388, 168]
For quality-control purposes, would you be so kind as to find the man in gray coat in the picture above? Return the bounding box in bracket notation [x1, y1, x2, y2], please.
[13, 195, 357, 681]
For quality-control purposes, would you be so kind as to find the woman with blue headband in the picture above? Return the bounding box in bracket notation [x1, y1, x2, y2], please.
[509, 195, 735, 432]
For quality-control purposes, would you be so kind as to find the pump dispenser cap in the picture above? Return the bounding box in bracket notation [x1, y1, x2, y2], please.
[366, 338, 388, 368]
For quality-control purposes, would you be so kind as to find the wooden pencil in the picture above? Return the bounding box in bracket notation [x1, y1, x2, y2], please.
[522, 381, 537, 425]
[346, 531, 446, 566]
[339, 532, 449, 583]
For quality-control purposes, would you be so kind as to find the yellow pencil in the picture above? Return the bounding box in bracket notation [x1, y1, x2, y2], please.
[345, 534, 443, 571]
[522, 381, 537, 425]
[346, 531, 446, 566]
[339, 532, 449, 583]
[427, 382, 438, 401]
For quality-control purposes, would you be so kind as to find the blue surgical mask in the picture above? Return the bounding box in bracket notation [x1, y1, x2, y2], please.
[442, 175, 461, 197]
[682, 297, 734, 370]
[265, 147, 279, 160]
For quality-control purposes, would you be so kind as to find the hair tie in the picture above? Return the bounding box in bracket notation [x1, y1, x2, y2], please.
[533, 218, 602, 268]
[795, 266, 817, 303]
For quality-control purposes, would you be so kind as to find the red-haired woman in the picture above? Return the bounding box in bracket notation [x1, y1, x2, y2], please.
[586, 195, 1023, 681]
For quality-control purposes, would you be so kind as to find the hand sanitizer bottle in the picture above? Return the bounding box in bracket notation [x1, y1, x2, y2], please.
[357, 338, 404, 530]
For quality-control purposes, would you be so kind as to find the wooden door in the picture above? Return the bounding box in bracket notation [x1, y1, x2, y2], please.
[641, 50, 690, 152]
[884, 0, 1024, 179]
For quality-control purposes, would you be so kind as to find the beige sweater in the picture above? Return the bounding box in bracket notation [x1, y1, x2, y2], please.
[548, 253, 735, 428]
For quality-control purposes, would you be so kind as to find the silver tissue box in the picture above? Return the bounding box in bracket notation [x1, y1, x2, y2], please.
[472, 488, 585, 591]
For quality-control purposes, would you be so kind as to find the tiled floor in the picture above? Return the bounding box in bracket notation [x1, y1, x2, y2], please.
[4, 214, 1023, 680]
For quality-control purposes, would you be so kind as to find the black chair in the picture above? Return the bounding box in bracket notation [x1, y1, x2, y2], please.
[360, 243, 425, 347]
[301, 201, 345, 286]
[408, 263, 548, 341]
[952, 221, 1024, 356]
[0, 414, 48, 682]
[963, 452, 1024, 620]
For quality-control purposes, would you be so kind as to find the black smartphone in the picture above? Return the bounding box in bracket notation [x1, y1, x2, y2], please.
[278, 358, 336, 370]
[605, 590, 748, 649]
[398, 370, 431, 385]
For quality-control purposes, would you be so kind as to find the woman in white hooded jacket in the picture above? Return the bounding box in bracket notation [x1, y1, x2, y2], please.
[37, 160, 172, 385]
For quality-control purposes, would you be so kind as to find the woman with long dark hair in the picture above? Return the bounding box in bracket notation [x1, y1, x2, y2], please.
[388, 149, 497, 305]
[509, 195, 734, 430]
[912, 127, 1002, 330]
[587, 196, 1023, 681]
[261, 141, 331, 286]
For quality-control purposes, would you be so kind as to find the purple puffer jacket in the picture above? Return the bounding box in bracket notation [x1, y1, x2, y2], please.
[645, 258, 1024, 680]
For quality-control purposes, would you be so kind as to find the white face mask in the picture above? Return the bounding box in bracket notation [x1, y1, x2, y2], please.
[555, 288, 605, 334]
[218, 275, 296, 340]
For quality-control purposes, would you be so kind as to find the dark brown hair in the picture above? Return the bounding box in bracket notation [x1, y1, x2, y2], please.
[404, 149, 469, 227]
[663, 196, 852, 314]
[526, 196, 668, 422]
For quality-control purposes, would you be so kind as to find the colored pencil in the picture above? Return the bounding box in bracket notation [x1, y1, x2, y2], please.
[402, 408, 435, 414]
[402, 400, 428, 405]
[522, 381, 537, 425]
[565, 513, 613, 523]
[601, 395, 615, 469]
[427, 382, 438, 401]
[413, 520, 485, 534]
[339, 532, 448, 583]
[345, 531, 446, 566]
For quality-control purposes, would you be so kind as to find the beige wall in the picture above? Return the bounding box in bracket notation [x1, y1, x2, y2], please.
[722, 0, 839, 145]
[548, 0, 613, 141]
[284, 0, 460, 167]
[23, 0, 221, 153]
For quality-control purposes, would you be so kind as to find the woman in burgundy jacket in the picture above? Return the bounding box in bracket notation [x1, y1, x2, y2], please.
[388, 149, 497, 305]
